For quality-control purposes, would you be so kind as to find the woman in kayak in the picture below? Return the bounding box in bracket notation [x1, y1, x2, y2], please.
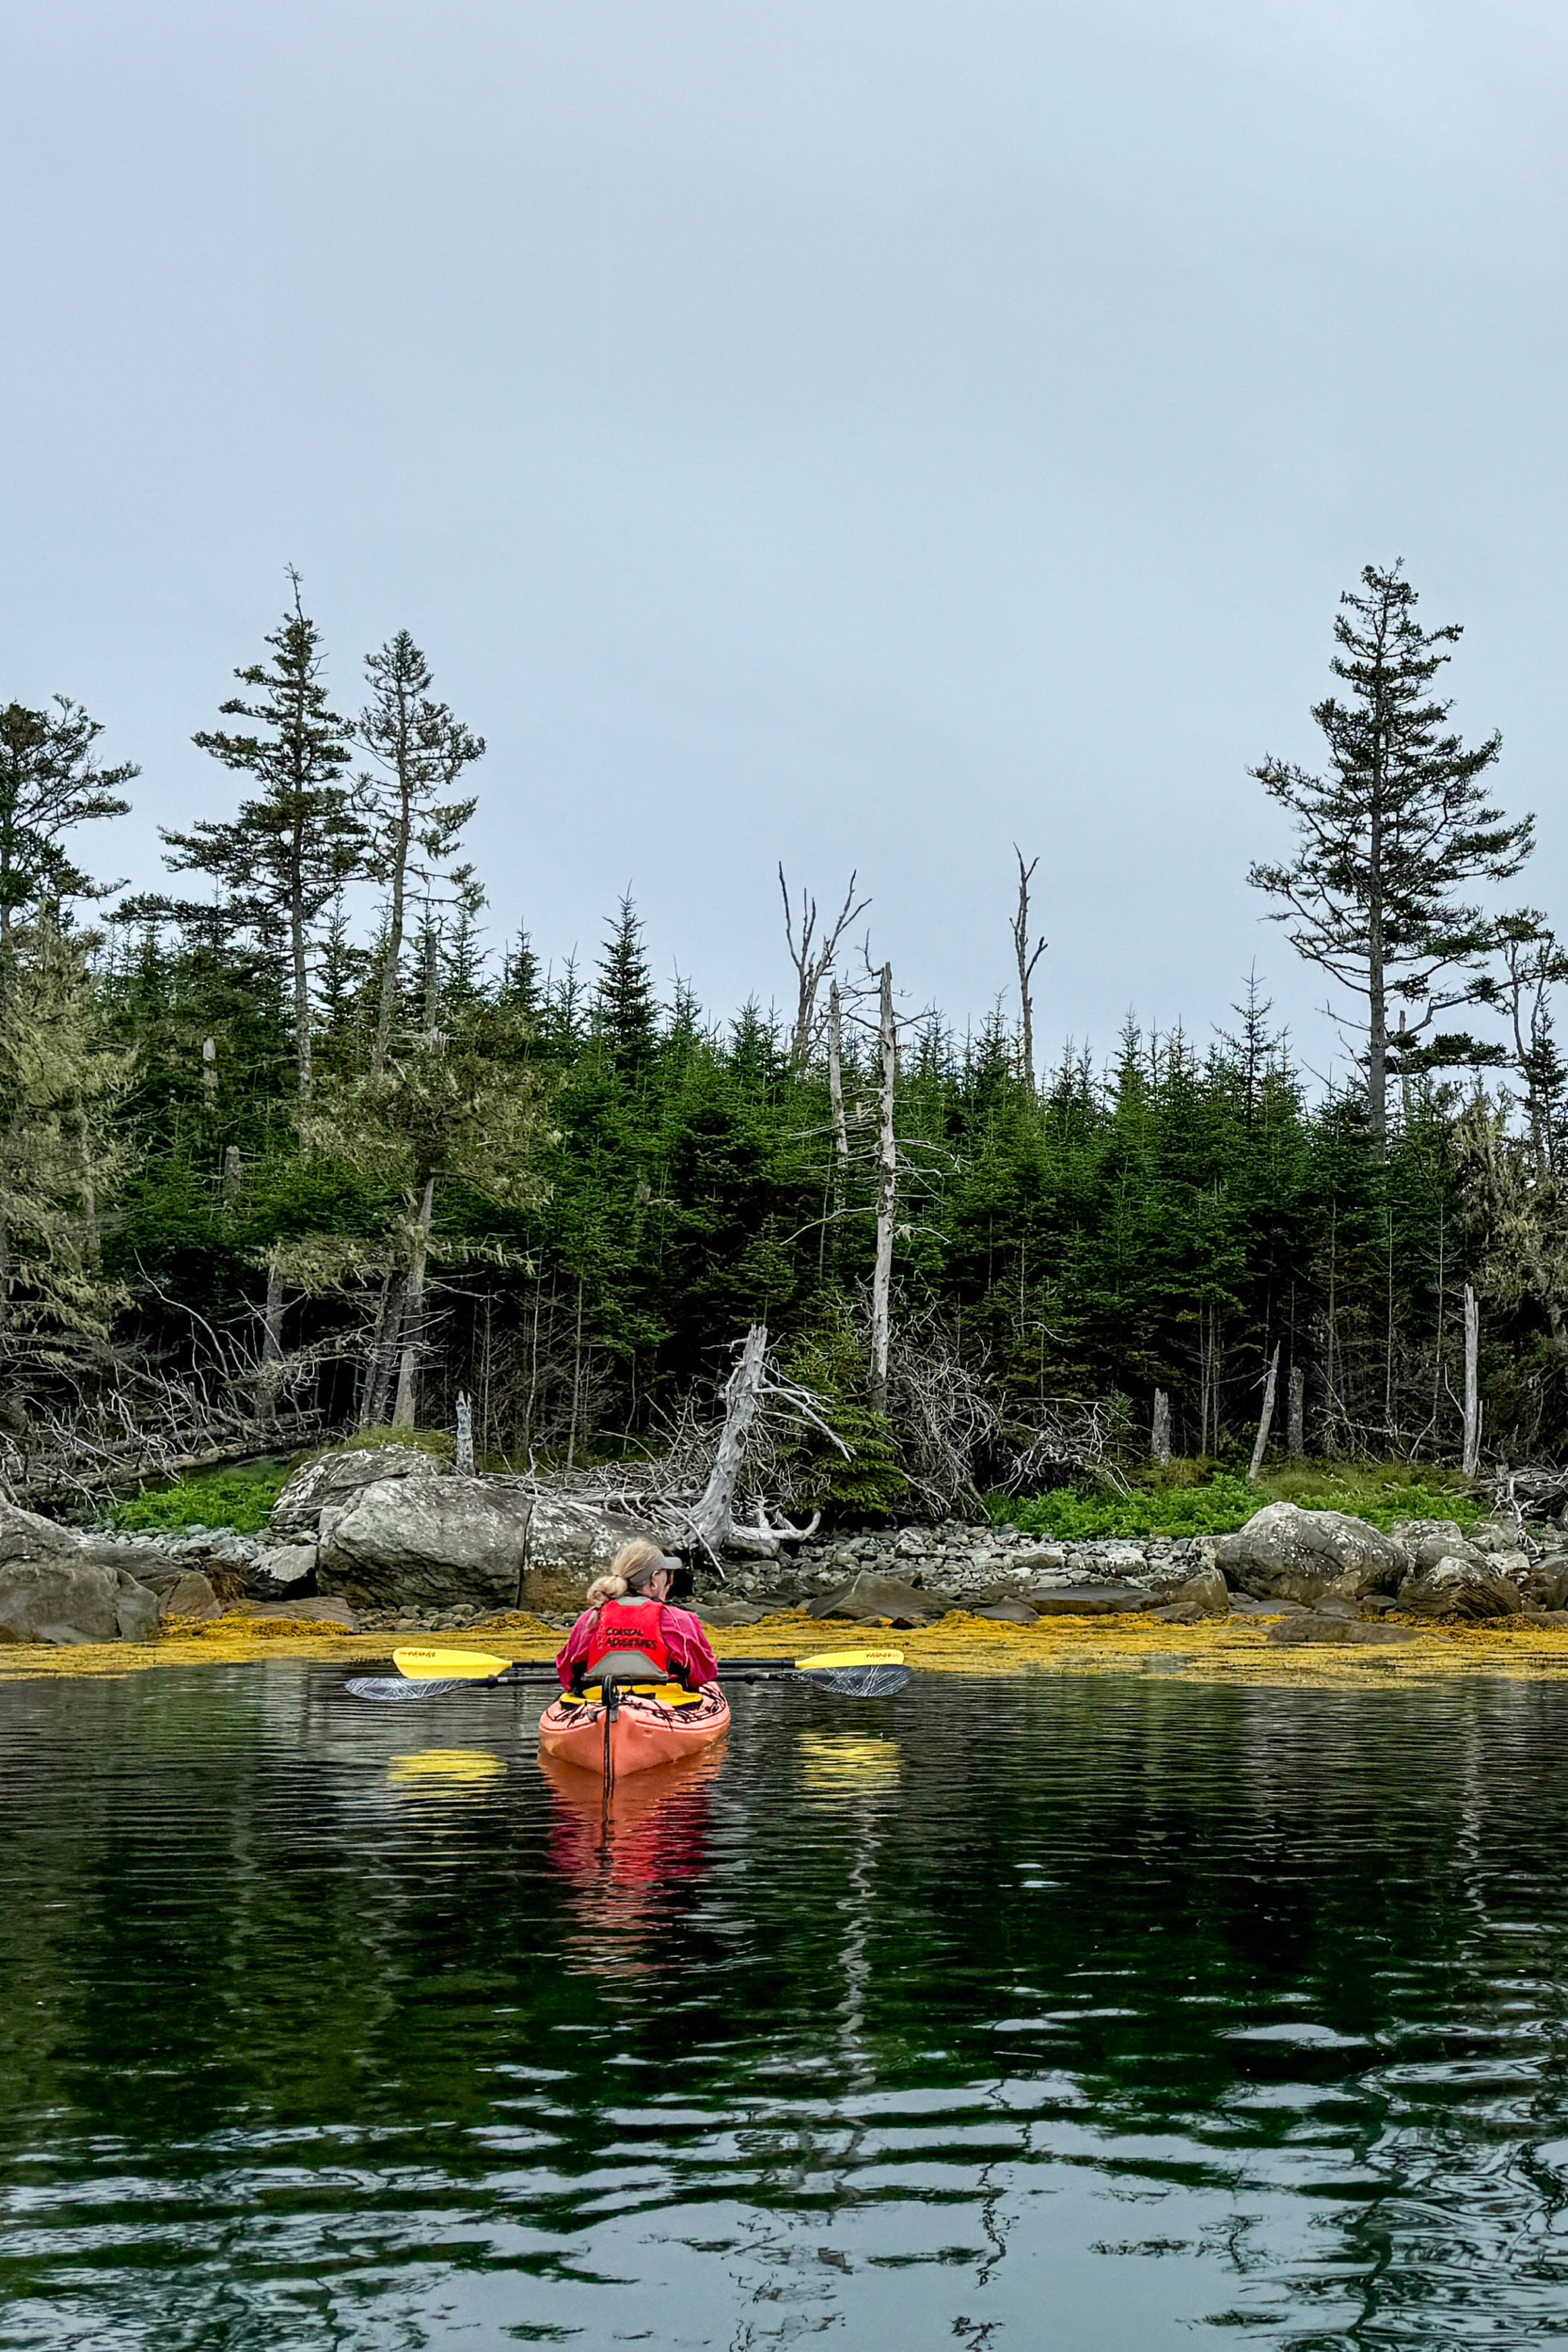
[555, 1539, 721, 1693]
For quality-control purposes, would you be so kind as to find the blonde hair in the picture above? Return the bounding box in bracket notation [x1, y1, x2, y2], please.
[584, 1537, 669, 1611]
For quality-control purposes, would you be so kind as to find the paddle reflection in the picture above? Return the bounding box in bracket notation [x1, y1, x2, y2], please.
[539, 1743, 723, 1974]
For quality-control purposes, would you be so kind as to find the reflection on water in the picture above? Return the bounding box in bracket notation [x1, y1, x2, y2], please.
[3, 1666, 1568, 2346]
[387, 1747, 511, 1789]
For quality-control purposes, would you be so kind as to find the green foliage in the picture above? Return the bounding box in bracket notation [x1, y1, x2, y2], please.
[113, 1463, 291, 1533]
[1000, 1461, 1483, 1540]
[305, 1425, 454, 1461]
[781, 1312, 909, 1518]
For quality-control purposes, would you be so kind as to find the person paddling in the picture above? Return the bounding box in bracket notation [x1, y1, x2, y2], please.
[555, 1539, 720, 1693]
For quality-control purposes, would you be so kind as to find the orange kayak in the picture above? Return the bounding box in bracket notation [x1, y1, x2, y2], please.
[538, 1683, 731, 1778]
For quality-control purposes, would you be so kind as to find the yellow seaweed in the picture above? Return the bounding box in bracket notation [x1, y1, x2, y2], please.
[1, 1601, 1566, 1692]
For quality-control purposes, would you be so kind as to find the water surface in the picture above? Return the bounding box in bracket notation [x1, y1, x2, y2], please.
[2, 1663, 1567, 2347]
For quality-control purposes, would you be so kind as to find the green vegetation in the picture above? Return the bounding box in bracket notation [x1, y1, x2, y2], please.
[1002, 1463, 1483, 1542]
[6, 565, 1567, 1509]
[112, 1463, 293, 1534]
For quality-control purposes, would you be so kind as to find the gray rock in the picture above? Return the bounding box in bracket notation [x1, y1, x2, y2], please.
[1389, 1518, 1476, 1565]
[128, 1565, 222, 1619]
[317, 1475, 657, 1609]
[269, 1445, 449, 1540]
[1265, 1616, 1422, 1646]
[115, 1573, 162, 1642]
[0, 1560, 160, 1645]
[1169, 1563, 1229, 1619]
[1214, 1502, 1409, 1605]
[968, 1597, 1040, 1624]
[0, 1497, 79, 1565]
[247, 1595, 358, 1630]
[1396, 1556, 1525, 1620]
[250, 1543, 318, 1595]
[1523, 1555, 1568, 1612]
[1030, 1582, 1160, 1616]
[805, 1572, 941, 1626]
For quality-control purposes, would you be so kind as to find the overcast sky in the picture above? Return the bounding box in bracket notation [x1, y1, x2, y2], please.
[3, 0, 1564, 1074]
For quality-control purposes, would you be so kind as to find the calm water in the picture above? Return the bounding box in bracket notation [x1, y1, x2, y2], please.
[3, 1665, 1568, 2349]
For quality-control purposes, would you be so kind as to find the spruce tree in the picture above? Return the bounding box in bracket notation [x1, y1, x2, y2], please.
[1250, 564, 1532, 1151]
[594, 895, 657, 1071]
[355, 630, 483, 1074]
[165, 574, 364, 1102]
[0, 698, 135, 957]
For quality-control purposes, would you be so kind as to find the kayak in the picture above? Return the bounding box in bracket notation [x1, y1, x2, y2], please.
[538, 1681, 731, 1779]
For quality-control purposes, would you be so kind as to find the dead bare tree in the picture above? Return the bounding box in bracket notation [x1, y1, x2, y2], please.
[1248, 1342, 1281, 1481]
[870, 961, 897, 1414]
[1010, 847, 1047, 1092]
[827, 978, 850, 1167]
[779, 866, 870, 1065]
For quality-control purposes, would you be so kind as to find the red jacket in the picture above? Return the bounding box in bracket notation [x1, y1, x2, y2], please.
[555, 1598, 720, 1692]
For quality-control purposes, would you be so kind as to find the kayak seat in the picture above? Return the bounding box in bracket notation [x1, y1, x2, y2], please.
[591, 1648, 677, 1684]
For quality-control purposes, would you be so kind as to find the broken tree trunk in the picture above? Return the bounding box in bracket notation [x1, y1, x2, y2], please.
[1287, 1361, 1306, 1459]
[1150, 1388, 1171, 1466]
[870, 961, 897, 1416]
[827, 978, 849, 1168]
[391, 1177, 436, 1431]
[1248, 1343, 1281, 1483]
[1462, 1284, 1481, 1477]
[455, 1391, 474, 1475]
[680, 1324, 825, 1560]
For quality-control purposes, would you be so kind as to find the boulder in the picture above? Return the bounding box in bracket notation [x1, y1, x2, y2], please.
[1523, 1555, 1568, 1612]
[968, 1597, 1040, 1625]
[692, 1599, 770, 1627]
[1396, 1556, 1525, 1620]
[1214, 1502, 1408, 1605]
[806, 1573, 941, 1626]
[1030, 1582, 1160, 1616]
[316, 1475, 657, 1610]
[249, 1543, 318, 1597]
[245, 1596, 358, 1630]
[269, 1446, 448, 1540]
[0, 1496, 79, 1565]
[1389, 1518, 1482, 1572]
[129, 1565, 223, 1619]
[515, 1492, 665, 1573]
[1265, 1616, 1422, 1646]
[1169, 1564, 1228, 1619]
[0, 1560, 161, 1645]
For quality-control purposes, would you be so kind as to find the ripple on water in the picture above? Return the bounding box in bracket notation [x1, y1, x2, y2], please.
[2, 1668, 1568, 2346]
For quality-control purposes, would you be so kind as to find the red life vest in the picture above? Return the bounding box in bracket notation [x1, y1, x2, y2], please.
[585, 1597, 671, 1674]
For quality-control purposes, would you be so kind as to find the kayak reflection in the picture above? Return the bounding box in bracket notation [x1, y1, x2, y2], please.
[539, 1743, 724, 1969]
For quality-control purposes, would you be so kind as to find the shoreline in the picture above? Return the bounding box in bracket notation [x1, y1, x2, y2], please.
[4, 1606, 1568, 1688]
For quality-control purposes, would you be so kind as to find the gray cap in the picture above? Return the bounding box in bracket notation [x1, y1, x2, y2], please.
[624, 1550, 681, 1592]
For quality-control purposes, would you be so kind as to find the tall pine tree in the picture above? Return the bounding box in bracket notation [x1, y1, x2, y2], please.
[165, 574, 364, 1102]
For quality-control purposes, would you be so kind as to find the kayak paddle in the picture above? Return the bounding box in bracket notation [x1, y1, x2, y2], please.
[342, 1644, 909, 1704]
[391, 1645, 904, 1680]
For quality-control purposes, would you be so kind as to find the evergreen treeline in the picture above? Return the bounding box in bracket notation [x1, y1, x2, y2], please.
[3, 564, 1565, 1504]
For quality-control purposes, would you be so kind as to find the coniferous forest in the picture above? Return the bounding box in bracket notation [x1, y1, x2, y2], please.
[4, 561, 1566, 1512]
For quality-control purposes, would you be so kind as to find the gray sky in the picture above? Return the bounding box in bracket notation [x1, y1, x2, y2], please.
[3, 0, 1565, 1075]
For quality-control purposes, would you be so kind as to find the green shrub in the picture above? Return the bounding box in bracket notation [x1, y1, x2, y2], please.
[113, 1463, 293, 1534]
[997, 1462, 1482, 1541]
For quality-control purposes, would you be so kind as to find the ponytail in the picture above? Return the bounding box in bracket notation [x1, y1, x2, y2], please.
[584, 1537, 669, 1612]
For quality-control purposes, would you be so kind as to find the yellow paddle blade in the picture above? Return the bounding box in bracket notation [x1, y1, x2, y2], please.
[393, 1646, 515, 1681]
[791, 1648, 904, 1671]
